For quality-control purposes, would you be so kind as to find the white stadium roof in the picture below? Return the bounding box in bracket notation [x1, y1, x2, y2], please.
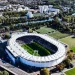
[6, 32, 66, 67]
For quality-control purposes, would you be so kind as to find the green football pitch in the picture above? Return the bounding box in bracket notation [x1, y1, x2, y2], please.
[22, 42, 51, 56]
[36, 26, 69, 39]
[65, 68, 75, 75]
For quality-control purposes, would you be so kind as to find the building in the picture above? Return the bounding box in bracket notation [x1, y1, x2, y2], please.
[26, 11, 33, 18]
[0, 0, 8, 3]
[39, 5, 60, 15]
[5, 32, 66, 67]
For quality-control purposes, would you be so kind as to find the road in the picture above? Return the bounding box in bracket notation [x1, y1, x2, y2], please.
[0, 59, 29, 75]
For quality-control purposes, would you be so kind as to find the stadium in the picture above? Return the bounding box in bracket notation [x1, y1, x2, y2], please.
[5, 32, 66, 68]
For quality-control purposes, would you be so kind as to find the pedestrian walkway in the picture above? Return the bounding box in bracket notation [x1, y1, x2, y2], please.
[0, 59, 29, 75]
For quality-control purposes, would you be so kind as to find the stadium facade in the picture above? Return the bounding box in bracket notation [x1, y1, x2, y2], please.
[5, 32, 66, 68]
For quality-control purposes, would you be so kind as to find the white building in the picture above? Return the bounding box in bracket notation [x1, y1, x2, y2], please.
[39, 5, 60, 15]
[17, 7, 23, 12]
[26, 11, 33, 18]
[49, 5, 53, 8]
[17, 6, 29, 12]
[39, 6, 44, 13]
[43, 5, 48, 12]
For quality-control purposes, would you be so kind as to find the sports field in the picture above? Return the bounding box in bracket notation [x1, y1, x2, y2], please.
[65, 68, 75, 75]
[22, 42, 51, 56]
[60, 36, 75, 52]
[36, 26, 69, 39]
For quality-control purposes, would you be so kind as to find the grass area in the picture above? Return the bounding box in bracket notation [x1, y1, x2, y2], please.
[36, 26, 69, 39]
[36, 26, 55, 34]
[71, 47, 75, 52]
[65, 68, 75, 75]
[49, 32, 69, 39]
[33, 13, 45, 17]
[60, 36, 75, 52]
[22, 42, 51, 56]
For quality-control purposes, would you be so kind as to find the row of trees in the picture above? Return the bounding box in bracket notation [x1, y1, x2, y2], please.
[0, 14, 49, 26]
[3, 11, 27, 17]
[62, 16, 75, 23]
[0, 16, 75, 35]
[56, 50, 74, 72]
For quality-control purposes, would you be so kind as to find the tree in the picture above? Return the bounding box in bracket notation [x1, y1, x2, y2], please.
[29, 28, 33, 33]
[40, 68, 50, 75]
[10, 24, 15, 31]
[0, 17, 2, 23]
[0, 70, 9, 75]
[67, 50, 74, 60]
[70, 24, 75, 33]
[0, 71, 3, 75]
[3, 70, 9, 75]
[56, 63, 65, 72]
[4, 34, 10, 39]
[64, 58, 71, 68]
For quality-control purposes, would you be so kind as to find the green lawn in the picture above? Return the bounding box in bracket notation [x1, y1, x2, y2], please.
[65, 68, 75, 75]
[60, 36, 75, 52]
[71, 47, 75, 52]
[36, 26, 69, 39]
[33, 13, 45, 17]
[22, 42, 51, 56]
[36, 26, 55, 34]
[49, 32, 69, 39]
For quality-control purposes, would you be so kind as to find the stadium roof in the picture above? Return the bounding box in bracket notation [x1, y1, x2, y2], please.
[6, 32, 66, 67]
